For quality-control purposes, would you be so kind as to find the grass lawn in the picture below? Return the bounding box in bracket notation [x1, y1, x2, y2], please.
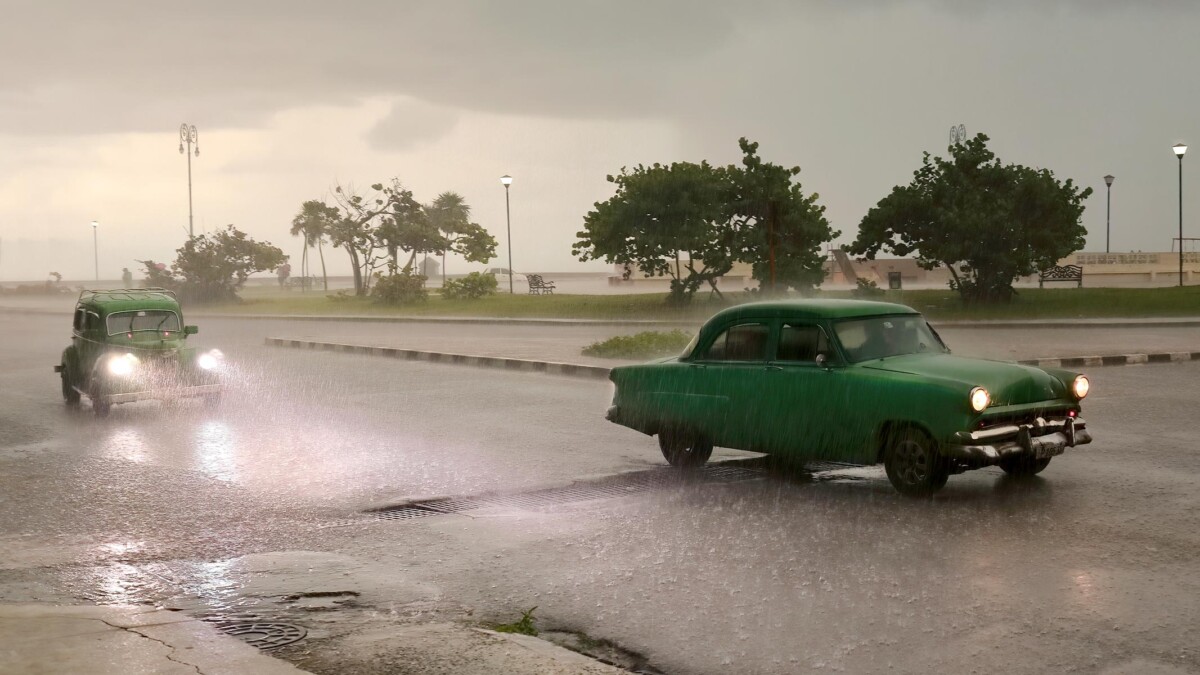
[200, 285, 1200, 322]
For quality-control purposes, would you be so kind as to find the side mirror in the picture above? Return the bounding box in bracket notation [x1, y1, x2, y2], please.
[815, 354, 829, 368]
[184, 325, 198, 335]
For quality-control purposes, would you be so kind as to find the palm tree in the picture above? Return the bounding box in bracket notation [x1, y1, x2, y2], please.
[290, 200, 339, 291]
[427, 192, 471, 286]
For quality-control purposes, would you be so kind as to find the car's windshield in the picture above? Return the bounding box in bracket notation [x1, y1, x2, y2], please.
[834, 315, 947, 363]
[106, 310, 181, 335]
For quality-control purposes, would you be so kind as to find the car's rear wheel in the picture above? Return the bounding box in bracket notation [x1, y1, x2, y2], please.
[61, 364, 80, 406]
[658, 428, 713, 468]
[884, 427, 949, 496]
[999, 455, 1052, 477]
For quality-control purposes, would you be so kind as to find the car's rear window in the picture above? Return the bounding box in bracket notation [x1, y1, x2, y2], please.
[106, 310, 181, 335]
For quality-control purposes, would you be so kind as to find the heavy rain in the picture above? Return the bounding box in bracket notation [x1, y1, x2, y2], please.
[2, 3, 1200, 675]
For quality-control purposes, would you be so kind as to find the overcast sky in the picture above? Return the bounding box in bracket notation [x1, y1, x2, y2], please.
[1, 0, 1197, 281]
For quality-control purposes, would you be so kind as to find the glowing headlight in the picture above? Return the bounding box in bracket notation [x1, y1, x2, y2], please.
[197, 349, 223, 371]
[107, 353, 138, 376]
[1072, 375, 1090, 400]
[969, 386, 990, 412]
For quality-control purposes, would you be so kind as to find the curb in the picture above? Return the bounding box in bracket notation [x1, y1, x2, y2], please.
[265, 338, 613, 380]
[268, 337, 1200, 374]
[1016, 352, 1200, 368]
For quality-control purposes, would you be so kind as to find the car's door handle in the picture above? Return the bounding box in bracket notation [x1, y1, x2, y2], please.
[690, 363, 706, 370]
[765, 365, 783, 372]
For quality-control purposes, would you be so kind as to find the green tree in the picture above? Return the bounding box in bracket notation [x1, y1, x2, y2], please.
[330, 183, 391, 295]
[427, 192, 497, 283]
[147, 226, 287, 303]
[574, 161, 734, 305]
[729, 138, 838, 294]
[290, 200, 338, 291]
[847, 134, 1091, 304]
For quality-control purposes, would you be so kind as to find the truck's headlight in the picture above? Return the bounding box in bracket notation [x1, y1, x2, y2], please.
[1072, 375, 1090, 400]
[107, 353, 138, 376]
[197, 349, 223, 371]
[969, 386, 990, 412]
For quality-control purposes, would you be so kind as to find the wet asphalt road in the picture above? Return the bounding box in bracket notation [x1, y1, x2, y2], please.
[1, 314, 1199, 674]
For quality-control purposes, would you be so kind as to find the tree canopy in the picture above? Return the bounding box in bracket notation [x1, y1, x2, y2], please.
[847, 134, 1091, 303]
[307, 181, 496, 295]
[573, 138, 835, 304]
[142, 226, 287, 303]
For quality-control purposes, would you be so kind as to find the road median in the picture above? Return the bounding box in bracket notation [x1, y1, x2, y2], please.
[266, 337, 1200, 375]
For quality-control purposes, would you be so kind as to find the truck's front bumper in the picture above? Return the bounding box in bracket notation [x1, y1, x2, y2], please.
[96, 383, 222, 404]
[945, 416, 1091, 467]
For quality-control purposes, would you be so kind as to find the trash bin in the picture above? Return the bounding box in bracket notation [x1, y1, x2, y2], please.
[887, 271, 902, 290]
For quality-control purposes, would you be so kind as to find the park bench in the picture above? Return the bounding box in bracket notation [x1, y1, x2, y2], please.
[1038, 264, 1083, 288]
[526, 274, 556, 295]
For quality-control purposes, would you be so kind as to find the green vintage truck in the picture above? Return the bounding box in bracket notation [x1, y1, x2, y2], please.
[605, 300, 1092, 495]
[54, 289, 224, 416]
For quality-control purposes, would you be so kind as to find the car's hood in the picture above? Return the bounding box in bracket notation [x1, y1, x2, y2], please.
[862, 353, 1068, 405]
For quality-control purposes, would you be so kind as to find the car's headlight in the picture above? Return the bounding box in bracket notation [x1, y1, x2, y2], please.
[197, 349, 224, 371]
[1072, 375, 1090, 400]
[107, 353, 138, 376]
[969, 386, 990, 412]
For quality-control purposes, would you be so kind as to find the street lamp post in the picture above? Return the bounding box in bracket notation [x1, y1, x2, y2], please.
[1104, 175, 1115, 253]
[1174, 143, 1188, 287]
[91, 220, 99, 282]
[500, 175, 514, 294]
[179, 124, 199, 238]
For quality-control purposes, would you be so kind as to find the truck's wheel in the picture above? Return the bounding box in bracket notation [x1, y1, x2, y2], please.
[61, 364, 80, 406]
[884, 427, 949, 496]
[658, 428, 713, 468]
[999, 455, 1052, 477]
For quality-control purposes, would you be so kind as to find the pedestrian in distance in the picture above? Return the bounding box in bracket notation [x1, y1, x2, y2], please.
[121, 267, 133, 288]
[277, 263, 291, 289]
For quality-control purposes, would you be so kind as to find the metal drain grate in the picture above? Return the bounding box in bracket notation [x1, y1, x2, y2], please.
[216, 622, 307, 650]
[368, 463, 764, 522]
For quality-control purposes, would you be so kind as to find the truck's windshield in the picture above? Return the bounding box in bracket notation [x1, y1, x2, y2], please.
[106, 310, 181, 335]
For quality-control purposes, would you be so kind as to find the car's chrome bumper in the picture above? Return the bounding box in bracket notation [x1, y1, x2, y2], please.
[945, 417, 1091, 466]
[97, 383, 222, 404]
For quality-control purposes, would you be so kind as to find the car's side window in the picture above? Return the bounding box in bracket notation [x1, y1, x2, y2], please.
[776, 324, 832, 363]
[84, 312, 101, 332]
[72, 307, 85, 332]
[702, 323, 770, 362]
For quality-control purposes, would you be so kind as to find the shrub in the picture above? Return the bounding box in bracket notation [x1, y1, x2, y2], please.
[442, 272, 498, 300]
[371, 270, 428, 305]
[582, 330, 694, 359]
[852, 278, 885, 298]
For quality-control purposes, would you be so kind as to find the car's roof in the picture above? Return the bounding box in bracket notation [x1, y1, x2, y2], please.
[78, 289, 181, 314]
[710, 299, 920, 323]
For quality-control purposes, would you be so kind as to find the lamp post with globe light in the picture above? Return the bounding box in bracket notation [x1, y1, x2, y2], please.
[91, 220, 99, 282]
[1104, 175, 1114, 253]
[500, 174, 514, 294]
[1174, 143, 1187, 287]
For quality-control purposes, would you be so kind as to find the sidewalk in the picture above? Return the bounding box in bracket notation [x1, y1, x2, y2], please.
[0, 603, 310, 675]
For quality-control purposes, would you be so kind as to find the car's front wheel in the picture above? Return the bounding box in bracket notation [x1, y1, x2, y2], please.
[999, 455, 1052, 477]
[658, 428, 713, 468]
[61, 363, 80, 406]
[884, 427, 949, 496]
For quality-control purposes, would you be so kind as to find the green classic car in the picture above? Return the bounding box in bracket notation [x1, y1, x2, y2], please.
[606, 299, 1092, 495]
[54, 289, 224, 416]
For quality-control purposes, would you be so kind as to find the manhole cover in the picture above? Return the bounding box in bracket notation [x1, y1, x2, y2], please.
[217, 622, 306, 650]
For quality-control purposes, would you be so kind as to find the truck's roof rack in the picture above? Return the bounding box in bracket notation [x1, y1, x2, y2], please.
[78, 288, 178, 302]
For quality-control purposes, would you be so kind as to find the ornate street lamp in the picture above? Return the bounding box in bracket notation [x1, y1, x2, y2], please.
[500, 175, 514, 294]
[179, 124, 199, 238]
